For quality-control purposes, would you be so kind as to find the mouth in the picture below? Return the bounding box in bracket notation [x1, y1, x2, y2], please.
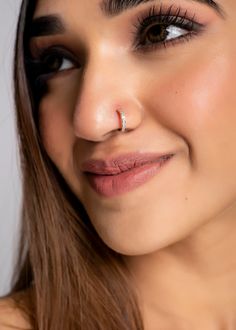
[82, 153, 174, 198]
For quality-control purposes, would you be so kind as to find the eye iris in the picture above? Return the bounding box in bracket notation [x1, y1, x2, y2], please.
[146, 24, 168, 43]
[43, 54, 62, 72]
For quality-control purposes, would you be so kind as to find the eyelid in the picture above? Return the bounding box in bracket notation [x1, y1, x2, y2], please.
[30, 44, 78, 64]
[26, 45, 81, 93]
[132, 2, 206, 29]
[130, 4, 205, 52]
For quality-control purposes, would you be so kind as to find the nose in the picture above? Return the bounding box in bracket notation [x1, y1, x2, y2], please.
[72, 56, 144, 142]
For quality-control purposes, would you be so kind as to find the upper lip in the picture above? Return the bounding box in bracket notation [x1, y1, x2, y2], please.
[81, 152, 174, 175]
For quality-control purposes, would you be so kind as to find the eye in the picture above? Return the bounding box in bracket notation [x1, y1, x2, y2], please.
[42, 52, 75, 74]
[145, 23, 188, 45]
[133, 5, 205, 52]
[26, 47, 80, 101]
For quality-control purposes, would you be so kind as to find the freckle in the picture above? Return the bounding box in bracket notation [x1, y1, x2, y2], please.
[185, 197, 188, 201]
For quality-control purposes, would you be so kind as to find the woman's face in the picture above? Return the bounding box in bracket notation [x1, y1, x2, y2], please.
[30, 0, 236, 255]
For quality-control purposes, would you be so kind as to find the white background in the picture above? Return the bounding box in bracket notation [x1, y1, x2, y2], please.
[0, 0, 22, 296]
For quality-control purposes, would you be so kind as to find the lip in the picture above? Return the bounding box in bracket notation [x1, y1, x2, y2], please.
[82, 152, 174, 197]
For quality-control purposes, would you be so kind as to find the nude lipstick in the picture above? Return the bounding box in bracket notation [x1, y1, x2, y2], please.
[82, 153, 174, 197]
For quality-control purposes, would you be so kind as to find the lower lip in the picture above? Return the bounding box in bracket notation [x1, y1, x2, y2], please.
[86, 156, 174, 198]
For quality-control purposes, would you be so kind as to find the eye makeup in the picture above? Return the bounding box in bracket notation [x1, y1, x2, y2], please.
[27, 2, 207, 98]
[26, 45, 80, 100]
[131, 3, 205, 52]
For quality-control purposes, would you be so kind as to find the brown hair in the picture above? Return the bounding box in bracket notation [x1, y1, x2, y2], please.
[2, 0, 144, 329]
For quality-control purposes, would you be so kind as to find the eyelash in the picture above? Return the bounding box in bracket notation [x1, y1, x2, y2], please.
[132, 4, 205, 52]
[28, 4, 205, 94]
[27, 47, 79, 99]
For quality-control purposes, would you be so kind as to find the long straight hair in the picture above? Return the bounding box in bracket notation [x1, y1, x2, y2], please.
[3, 0, 144, 329]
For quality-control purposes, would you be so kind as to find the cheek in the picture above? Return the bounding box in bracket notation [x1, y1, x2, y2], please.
[173, 55, 236, 140]
[146, 46, 236, 169]
[38, 73, 79, 172]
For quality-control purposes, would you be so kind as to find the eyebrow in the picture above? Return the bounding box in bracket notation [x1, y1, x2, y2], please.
[100, 0, 225, 17]
[30, 0, 225, 38]
[30, 15, 66, 37]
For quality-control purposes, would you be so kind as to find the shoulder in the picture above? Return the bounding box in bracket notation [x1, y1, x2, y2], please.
[0, 293, 32, 330]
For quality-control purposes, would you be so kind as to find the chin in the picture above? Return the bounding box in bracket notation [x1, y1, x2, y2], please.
[90, 216, 198, 256]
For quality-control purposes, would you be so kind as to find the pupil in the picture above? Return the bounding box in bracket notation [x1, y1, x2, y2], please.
[147, 24, 168, 43]
[44, 55, 62, 72]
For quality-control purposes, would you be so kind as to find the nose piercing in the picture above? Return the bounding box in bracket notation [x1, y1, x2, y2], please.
[117, 110, 127, 133]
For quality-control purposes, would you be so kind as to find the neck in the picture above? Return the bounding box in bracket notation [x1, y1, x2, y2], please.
[124, 205, 236, 329]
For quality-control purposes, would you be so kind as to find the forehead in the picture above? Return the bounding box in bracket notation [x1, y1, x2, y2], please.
[34, 0, 157, 19]
[33, 0, 228, 21]
[34, 0, 99, 17]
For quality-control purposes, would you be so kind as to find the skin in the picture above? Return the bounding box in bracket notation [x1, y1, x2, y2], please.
[0, 292, 31, 329]
[30, 0, 236, 328]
